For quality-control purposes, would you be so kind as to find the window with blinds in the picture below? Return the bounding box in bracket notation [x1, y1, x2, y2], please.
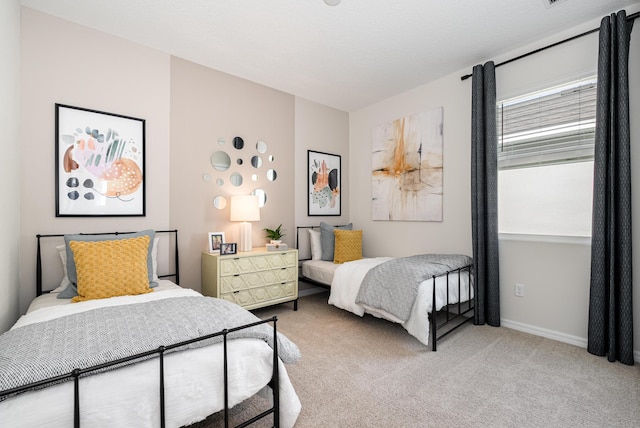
[497, 76, 597, 169]
[497, 76, 596, 237]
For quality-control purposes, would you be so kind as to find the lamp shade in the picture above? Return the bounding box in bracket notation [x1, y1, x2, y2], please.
[230, 195, 260, 222]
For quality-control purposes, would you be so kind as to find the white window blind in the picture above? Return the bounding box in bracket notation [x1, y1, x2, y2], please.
[497, 76, 597, 169]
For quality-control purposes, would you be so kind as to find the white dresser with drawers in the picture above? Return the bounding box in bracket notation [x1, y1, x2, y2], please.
[201, 247, 298, 311]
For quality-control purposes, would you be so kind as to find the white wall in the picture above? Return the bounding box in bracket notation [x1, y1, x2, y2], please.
[169, 57, 296, 292]
[350, 75, 473, 258]
[0, 0, 21, 333]
[294, 97, 349, 294]
[493, 18, 599, 345]
[498, 11, 640, 356]
[294, 97, 350, 230]
[349, 9, 640, 359]
[19, 9, 171, 315]
[14, 9, 344, 322]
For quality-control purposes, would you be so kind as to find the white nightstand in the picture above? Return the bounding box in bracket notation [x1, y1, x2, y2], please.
[201, 247, 298, 311]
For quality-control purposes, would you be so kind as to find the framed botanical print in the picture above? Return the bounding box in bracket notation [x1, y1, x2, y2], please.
[308, 150, 341, 216]
[55, 104, 146, 216]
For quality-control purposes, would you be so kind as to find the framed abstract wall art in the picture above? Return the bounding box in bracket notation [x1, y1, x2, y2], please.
[371, 107, 443, 221]
[55, 104, 146, 216]
[308, 150, 341, 216]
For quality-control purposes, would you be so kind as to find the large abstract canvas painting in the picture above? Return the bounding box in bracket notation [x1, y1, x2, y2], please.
[371, 107, 443, 221]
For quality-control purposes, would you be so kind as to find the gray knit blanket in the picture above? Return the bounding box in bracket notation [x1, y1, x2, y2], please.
[0, 296, 300, 400]
[355, 254, 473, 322]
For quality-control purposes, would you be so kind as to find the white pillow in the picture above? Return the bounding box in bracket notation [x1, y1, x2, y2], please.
[151, 237, 159, 281]
[51, 237, 160, 293]
[308, 229, 322, 261]
[51, 245, 72, 293]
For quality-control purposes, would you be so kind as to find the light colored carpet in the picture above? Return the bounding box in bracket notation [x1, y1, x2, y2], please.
[191, 291, 640, 428]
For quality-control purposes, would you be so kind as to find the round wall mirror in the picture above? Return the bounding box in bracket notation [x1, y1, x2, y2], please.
[268, 155, 275, 162]
[230, 172, 243, 186]
[213, 195, 227, 209]
[233, 136, 244, 150]
[217, 137, 225, 145]
[251, 156, 262, 168]
[256, 140, 267, 154]
[267, 169, 277, 181]
[216, 178, 224, 186]
[252, 188, 267, 207]
[211, 151, 231, 171]
[251, 174, 258, 181]
[237, 158, 243, 165]
[202, 173, 211, 182]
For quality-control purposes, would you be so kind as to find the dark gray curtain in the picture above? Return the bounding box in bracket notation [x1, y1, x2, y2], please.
[588, 10, 634, 365]
[471, 61, 500, 326]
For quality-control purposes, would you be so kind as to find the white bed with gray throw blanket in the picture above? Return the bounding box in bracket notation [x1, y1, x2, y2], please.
[329, 255, 473, 346]
[297, 224, 474, 348]
[0, 230, 301, 428]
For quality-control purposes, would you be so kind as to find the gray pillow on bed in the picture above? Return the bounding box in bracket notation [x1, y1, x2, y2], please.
[320, 222, 353, 261]
[58, 229, 157, 299]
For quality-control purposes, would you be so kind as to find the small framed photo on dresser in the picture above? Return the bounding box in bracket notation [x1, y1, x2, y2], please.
[208, 232, 225, 253]
[220, 242, 237, 255]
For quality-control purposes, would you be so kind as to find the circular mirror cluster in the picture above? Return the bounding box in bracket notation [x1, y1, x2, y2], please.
[233, 136, 244, 150]
[208, 136, 277, 209]
[252, 188, 266, 207]
[212, 195, 227, 209]
[211, 151, 231, 171]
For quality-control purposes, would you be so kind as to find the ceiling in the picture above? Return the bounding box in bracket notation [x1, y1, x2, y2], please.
[20, 0, 640, 112]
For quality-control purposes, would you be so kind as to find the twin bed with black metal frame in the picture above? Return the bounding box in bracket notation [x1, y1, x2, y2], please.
[296, 225, 475, 351]
[0, 230, 301, 428]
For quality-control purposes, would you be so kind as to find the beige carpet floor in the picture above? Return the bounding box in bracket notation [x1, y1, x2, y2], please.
[191, 291, 640, 428]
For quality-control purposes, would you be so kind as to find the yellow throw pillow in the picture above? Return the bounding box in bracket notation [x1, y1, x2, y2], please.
[333, 229, 362, 264]
[69, 236, 153, 302]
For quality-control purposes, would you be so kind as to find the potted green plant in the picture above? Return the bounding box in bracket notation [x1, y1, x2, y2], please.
[263, 224, 285, 244]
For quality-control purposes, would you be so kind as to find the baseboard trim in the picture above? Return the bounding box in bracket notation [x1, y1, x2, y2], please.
[501, 318, 640, 363]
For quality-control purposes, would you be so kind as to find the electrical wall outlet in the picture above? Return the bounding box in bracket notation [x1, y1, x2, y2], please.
[515, 283, 525, 297]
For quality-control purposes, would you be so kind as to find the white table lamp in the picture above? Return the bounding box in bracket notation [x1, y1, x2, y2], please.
[230, 195, 260, 252]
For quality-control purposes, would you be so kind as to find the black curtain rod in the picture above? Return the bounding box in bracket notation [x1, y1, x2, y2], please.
[460, 10, 640, 81]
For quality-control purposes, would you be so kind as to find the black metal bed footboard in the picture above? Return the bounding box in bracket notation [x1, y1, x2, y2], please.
[0, 316, 282, 428]
[429, 263, 474, 351]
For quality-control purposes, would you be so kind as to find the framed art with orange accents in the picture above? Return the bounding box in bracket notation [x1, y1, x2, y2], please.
[55, 104, 146, 216]
[308, 150, 341, 216]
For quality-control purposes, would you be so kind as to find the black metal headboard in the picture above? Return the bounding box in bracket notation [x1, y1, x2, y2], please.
[36, 229, 179, 296]
[296, 225, 346, 262]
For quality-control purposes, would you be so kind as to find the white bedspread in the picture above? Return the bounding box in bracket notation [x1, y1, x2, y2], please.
[328, 257, 473, 346]
[1, 285, 301, 428]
